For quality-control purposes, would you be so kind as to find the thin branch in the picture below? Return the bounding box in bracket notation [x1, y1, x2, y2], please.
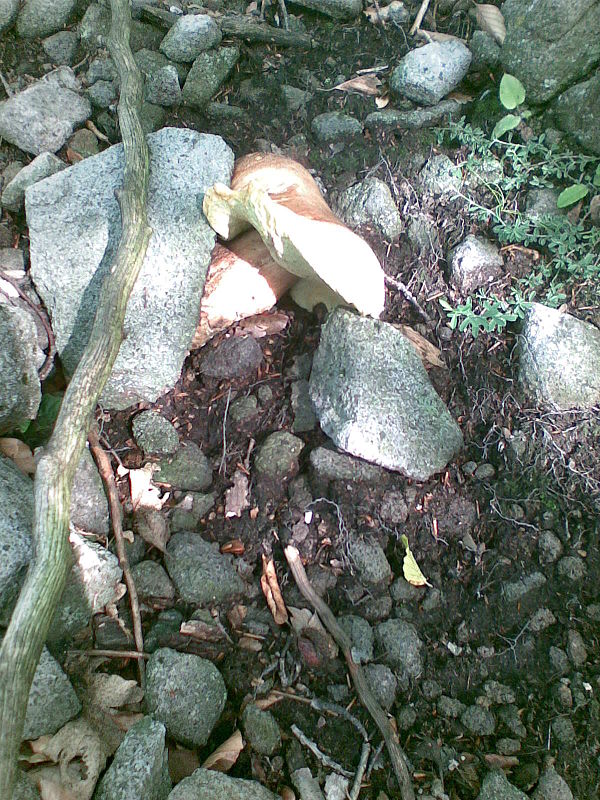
[409, 0, 432, 35]
[0, 0, 151, 794]
[88, 425, 145, 687]
[284, 545, 415, 800]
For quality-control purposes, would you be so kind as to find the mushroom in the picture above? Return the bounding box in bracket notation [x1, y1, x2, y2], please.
[203, 153, 385, 318]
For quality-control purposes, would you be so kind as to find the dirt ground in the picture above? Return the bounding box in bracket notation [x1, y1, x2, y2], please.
[2, 2, 600, 799]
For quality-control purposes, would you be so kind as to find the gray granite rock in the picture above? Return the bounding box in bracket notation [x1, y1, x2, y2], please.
[242, 703, 281, 755]
[167, 769, 279, 800]
[364, 663, 397, 710]
[165, 531, 244, 605]
[500, 0, 600, 104]
[333, 177, 402, 241]
[88, 79, 118, 109]
[0, 455, 33, 618]
[155, 442, 212, 492]
[532, 764, 573, 800]
[42, 30, 80, 66]
[13, 770, 40, 800]
[144, 65, 181, 107]
[17, 0, 76, 38]
[131, 561, 176, 602]
[365, 99, 462, 131]
[391, 40, 471, 105]
[87, 56, 118, 85]
[27, 128, 234, 409]
[70, 447, 109, 535]
[170, 492, 216, 529]
[309, 447, 388, 485]
[309, 309, 463, 479]
[348, 534, 392, 585]
[503, 572, 546, 603]
[200, 335, 263, 378]
[254, 431, 304, 501]
[419, 153, 462, 197]
[311, 111, 363, 143]
[182, 47, 240, 108]
[375, 619, 423, 677]
[132, 411, 179, 456]
[339, 614, 374, 663]
[553, 72, 600, 155]
[449, 234, 504, 293]
[519, 303, 600, 410]
[525, 188, 563, 222]
[159, 14, 222, 62]
[46, 532, 123, 647]
[289, 0, 361, 18]
[23, 647, 81, 740]
[0, 67, 91, 156]
[437, 695, 466, 718]
[461, 705, 496, 735]
[291, 380, 317, 433]
[94, 716, 171, 800]
[476, 770, 527, 800]
[0, 0, 19, 34]
[469, 30, 501, 69]
[0, 304, 41, 434]
[145, 648, 226, 747]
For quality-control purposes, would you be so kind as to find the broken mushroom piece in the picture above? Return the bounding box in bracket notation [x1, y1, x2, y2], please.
[192, 229, 296, 349]
[203, 153, 386, 318]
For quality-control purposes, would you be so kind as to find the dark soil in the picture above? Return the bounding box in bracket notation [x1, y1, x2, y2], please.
[2, 2, 600, 799]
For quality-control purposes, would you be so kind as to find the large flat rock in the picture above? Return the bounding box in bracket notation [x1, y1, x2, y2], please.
[309, 309, 463, 480]
[27, 127, 234, 409]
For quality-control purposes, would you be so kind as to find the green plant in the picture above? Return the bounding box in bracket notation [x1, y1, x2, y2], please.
[492, 73, 528, 140]
[435, 117, 600, 337]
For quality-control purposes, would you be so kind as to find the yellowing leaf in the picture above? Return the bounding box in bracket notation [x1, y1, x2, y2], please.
[261, 555, 288, 625]
[401, 535, 431, 587]
[474, 3, 506, 44]
[202, 729, 244, 772]
[0, 437, 35, 475]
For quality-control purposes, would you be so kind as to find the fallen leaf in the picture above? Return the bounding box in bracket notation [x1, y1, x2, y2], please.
[375, 94, 389, 108]
[169, 746, 200, 783]
[401, 534, 432, 587]
[225, 470, 250, 518]
[133, 506, 170, 551]
[397, 324, 446, 369]
[0, 437, 35, 475]
[221, 538, 245, 555]
[236, 310, 290, 338]
[39, 775, 78, 800]
[238, 635, 263, 652]
[418, 29, 465, 43]
[333, 74, 382, 96]
[485, 753, 519, 769]
[261, 555, 289, 625]
[129, 464, 168, 511]
[86, 673, 144, 711]
[474, 3, 506, 44]
[202, 729, 244, 772]
[180, 618, 227, 643]
[65, 147, 83, 165]
[364, 1, 404, 24]
[254, 691, 285, 710]
[227, 604, 247, 629]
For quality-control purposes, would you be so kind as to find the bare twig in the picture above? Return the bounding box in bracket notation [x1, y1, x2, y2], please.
[284, 546, 415, 800]
[88, 425, 146, 687]
[350, 741, 371, 800]
[68, 648, 149, 660]
[291, 724, 354, 778]
[219, 386, 232, 475]
[385, 274, 434, 324]
[409, 0, 432, 35]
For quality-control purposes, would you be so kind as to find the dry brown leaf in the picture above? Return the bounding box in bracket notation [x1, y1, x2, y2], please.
[474, 3, 506, 44]
[364, 1, 404, 24]
[221, 538, 245, 555]
[86, 673, 144, 711]
[202, 729, 244, 772]
[0, 437, 35, 475]
[133, 506, 170, 552]
[180, 618, 227, 643]
[228, 603, 247, 629]
[236, 310, 289, 338]
[238, 635, 263, 652]
[254, 691, 285, 710]
[484, 753, 519, 769]
[261, 555, 288, 625]
[225, 470, 250, 518]
[129, 465, 168, 511]
[333, 74, 382, 96]
[418, 29, 465, 43]
[65, 147, 84, 165]
[110, 711, 145, 732]
[39, 775, 78, 800]
[375, 94, 389, 108]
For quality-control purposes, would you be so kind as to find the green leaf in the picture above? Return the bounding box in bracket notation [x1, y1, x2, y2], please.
[492, 114, 521, 140]
[593, 164, 600, 188]
[556, 184, 589, 208]
[499, 74, 526, 110]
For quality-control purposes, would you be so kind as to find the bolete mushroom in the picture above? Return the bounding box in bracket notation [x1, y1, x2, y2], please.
[203, 153, 385, 318]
